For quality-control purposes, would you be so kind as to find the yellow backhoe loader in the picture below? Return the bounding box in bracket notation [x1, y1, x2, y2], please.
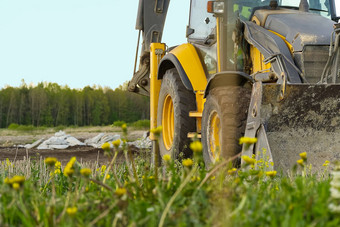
[129, 0, 340, 171]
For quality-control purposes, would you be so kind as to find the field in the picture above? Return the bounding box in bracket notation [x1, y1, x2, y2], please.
[0, 125, 147, 164]
[0, 126, 340, 226]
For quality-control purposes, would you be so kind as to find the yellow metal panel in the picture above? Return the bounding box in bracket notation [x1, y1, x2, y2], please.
[170, 44, 207, 133]
[170, 43, 207, 91]
[216, 17, 221, 72]
[150, 43, 166, 141]
[250, 45, 271, 74]
[251, 15, 261, 25]
[269, 30, 294, 54]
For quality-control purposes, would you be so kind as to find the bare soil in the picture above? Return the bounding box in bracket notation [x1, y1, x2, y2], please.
[0, 126, 150, 165]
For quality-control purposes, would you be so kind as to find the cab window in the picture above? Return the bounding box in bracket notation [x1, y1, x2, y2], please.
[188, 0, 216, 41]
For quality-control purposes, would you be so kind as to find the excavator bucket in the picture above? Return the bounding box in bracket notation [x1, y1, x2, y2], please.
[242, 82, 340, 172]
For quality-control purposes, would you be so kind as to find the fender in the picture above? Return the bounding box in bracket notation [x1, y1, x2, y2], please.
[204, 71, 254, 98]
[158, 43, 207, 92]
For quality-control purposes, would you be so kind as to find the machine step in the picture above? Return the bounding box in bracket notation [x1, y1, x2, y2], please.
[189, 111, 202, 118]
[187, 132, 201, 139]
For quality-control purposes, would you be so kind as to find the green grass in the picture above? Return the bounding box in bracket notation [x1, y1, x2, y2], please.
[6, 120, 149, 133]
[129, 119, 150, 129]
[0, 128, 339, 226]
[7, 123, 47, 132]
[0, 151, 339, 226]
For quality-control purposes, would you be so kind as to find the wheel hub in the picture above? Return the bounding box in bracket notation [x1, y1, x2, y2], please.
[162, 94, 174, 150]
[208, 111, 220, 162]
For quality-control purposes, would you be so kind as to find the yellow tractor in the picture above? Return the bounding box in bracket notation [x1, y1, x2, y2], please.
[129, 0, 340, 170]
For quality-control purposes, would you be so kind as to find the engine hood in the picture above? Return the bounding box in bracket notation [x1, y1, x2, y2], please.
[263, 11, 335, 52]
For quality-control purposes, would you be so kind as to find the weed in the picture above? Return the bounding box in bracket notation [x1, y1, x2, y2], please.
[0, 135, 339, 226]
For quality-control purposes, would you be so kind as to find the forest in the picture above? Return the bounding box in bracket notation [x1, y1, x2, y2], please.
[0, 81, 150, 128]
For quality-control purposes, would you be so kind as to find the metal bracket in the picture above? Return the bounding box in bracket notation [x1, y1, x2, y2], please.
[241, 81, 263, 159]
[278, 72, 286, 101]
[155, 49, 164, 56]
[241, 81, 273, 169]
[254, 124, 274, 171]
[154, 0, 165, 13]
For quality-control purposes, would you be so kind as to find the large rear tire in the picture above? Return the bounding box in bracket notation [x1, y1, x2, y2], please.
[157, 69, 196, 159]
[202, 86, 251, 167]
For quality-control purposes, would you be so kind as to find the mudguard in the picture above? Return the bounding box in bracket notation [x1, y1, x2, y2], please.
[158, 43, 207, 92]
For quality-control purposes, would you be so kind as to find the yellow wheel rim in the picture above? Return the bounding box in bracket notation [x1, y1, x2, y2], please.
[208, 111, 220, 161]
[162, 94, 174, 150]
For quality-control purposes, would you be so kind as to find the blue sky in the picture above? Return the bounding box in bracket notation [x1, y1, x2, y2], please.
[0, 0, 190, 89]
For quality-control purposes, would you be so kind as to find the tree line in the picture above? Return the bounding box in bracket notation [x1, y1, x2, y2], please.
[0, 81, 150, 128]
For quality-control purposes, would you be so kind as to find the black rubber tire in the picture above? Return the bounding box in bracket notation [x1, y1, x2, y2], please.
[157, 69, 196, 160]
[201, 86, 251, 167]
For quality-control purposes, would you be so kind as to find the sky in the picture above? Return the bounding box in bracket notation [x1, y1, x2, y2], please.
[0, 0, 190, 89]
[1, 1, 339, 90]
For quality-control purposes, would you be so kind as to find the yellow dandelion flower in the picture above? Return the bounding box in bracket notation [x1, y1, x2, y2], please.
[121, 124, 128, 135]
[115, 187, 127, 196]
[297, 159, 304, 166]
[12, 183, 20, 190]
[239, 137, 258, 145]
[6, 158, 12, 166]
[54, 161, 62, 174]
[191, 176, 202, 182]
[66, 207, 77, 217]
[64, 157, 76, 170]
[106, 174, 111, 179]
[70, 156, 77, 165]
[54, 169, 61, 174]
[242, 155, 256, 165]
[4, 177, 13, 185]
[55, 161, 61, 168]
[323, 160, 330, 167]
[228, 168, 237, 175]
[150, 126, 162, 137]
[162, 154, 171, 162]
[190, 141, 203, 153]
[148, 176, 155, 180]
[64, 166, 74, 177]
[100, 165, 107, 176]
[80, 168, 92, 177]
[182, 158, 193, 167]
[11, 175, 25, 184]
[265, 170, 277, 177]
[44, 157, 58, 166]
[101, 142, 111, 151]
[112, 139, 121, 149]
[299, 152, 307, 161]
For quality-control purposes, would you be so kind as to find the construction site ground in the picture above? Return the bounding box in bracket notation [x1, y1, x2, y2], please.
[0, 126, 150, 165]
